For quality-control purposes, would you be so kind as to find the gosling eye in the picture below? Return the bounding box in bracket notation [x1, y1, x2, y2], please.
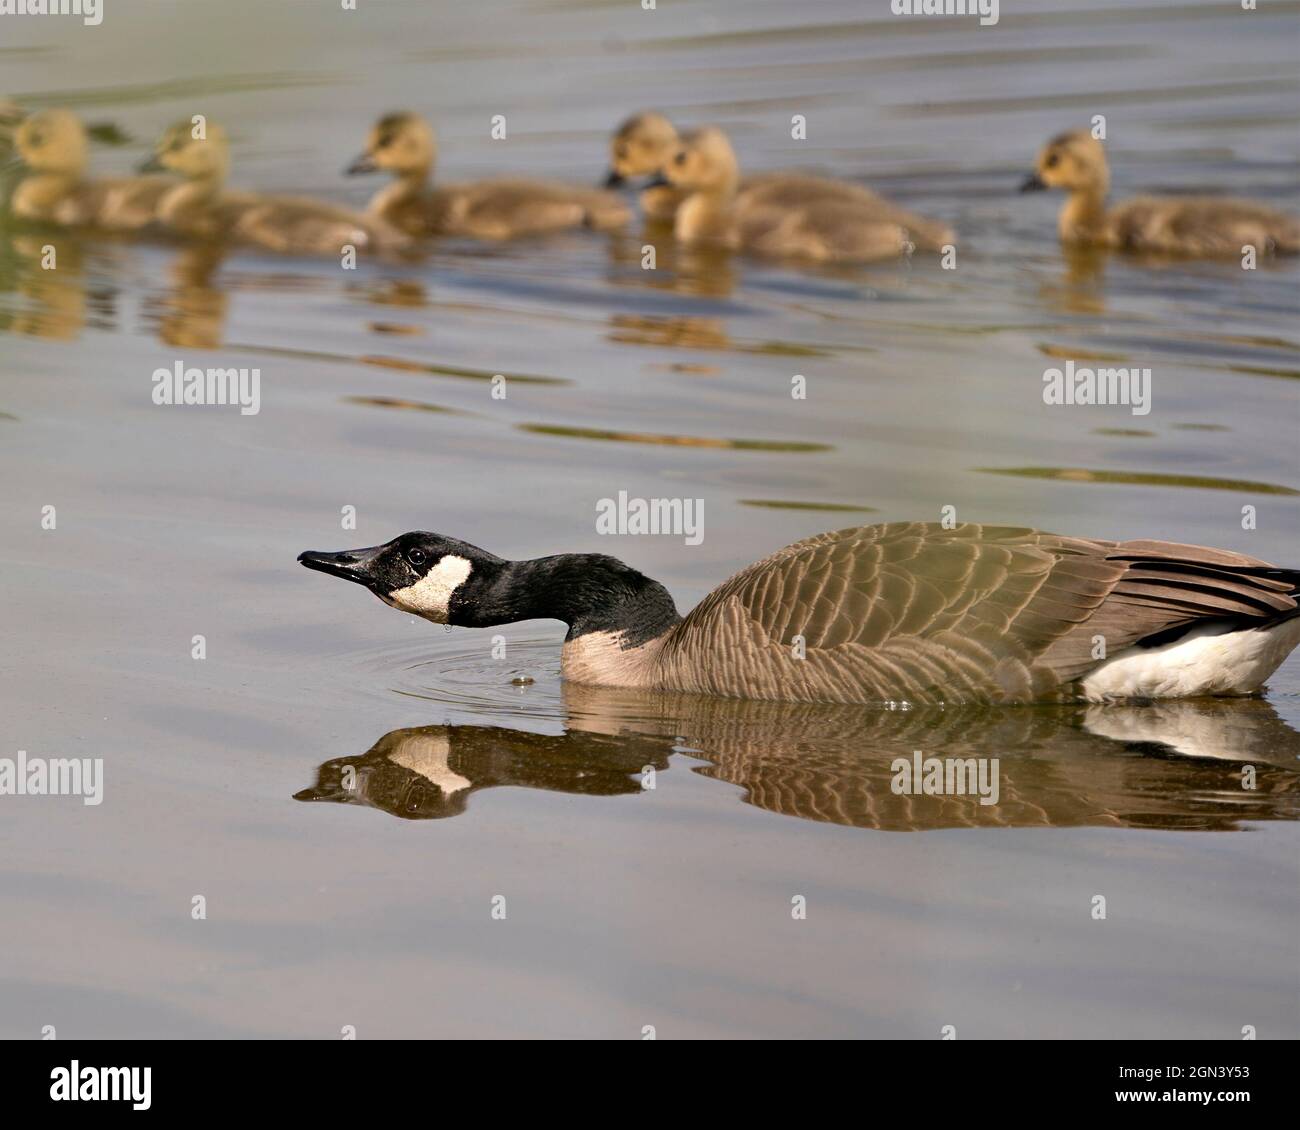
[673, 151, 686, 166]
[29, 133, 44, 147]
[1044, 153, 1059, 169]
[407, 548, 427, 567]
[614, 143, 628, 160]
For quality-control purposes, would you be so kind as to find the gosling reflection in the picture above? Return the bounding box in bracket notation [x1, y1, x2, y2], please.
[1037, 242, 1111, 314]
[606, 231, 736, 298]
[1039, 242, 1294, 315]
[0, 234, 93, 340]
[0, 231, 231, 346]
[298, 692, 1300, 830]
[143, 243, 230, 349]
[608, 313, 731, 352]
[295, 724, 671, 820]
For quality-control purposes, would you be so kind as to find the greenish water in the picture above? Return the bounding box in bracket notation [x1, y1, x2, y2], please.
[0, 0, 1297, 1038]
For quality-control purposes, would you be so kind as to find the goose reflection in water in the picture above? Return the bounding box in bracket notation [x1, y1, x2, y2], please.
[296, 723, 672, 821]
[296, 688, 1300, 831]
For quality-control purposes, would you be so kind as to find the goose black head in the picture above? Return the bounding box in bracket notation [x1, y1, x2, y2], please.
[300, 533, 681, 641]
[298, 532, 503, 625]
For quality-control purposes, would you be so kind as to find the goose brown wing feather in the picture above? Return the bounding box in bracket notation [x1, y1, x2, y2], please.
[659, 523, 1295, 704]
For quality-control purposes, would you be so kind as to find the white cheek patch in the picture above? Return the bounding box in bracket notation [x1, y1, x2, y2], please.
[388, 554, 473, 622]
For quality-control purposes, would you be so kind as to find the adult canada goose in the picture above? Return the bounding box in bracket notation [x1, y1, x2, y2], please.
[298, 523, 1300, 706]
[1021, 129, 1300, 255]
[604, 111, 899, 225]
[346, 111, 630, 239]
[143, 120, 408, 255]
[657, 127, 954, 261]
[9, 109, 172, 230]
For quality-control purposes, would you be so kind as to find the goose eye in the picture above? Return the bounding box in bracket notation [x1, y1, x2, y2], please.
[1044, 153, 1059, 169]
[407, 548, 427, 567]
[615, 143, 628, 160]
[673, 152, 686, 166]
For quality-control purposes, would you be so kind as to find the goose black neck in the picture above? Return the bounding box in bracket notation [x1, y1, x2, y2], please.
[451, 553, 682, 644]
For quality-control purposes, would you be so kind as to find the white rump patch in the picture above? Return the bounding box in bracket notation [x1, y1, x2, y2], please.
[389, 733, 471, 795]
[1081, 617, 1300, 701]
[388, 554, 473, 622]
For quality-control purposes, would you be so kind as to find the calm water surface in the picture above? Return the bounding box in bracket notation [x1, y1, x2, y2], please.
[1, 0, 1298, 1037]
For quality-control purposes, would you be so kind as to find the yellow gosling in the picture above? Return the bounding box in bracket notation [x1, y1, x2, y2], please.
[145, 120, 408, 255]
[1023, 129, 1300, 256]
[661, 126, 953, 262]
[347, 111, 629, 240]
[11, 109, 171, 230]
[606, 110, 950, 240]
[605, 111, 683, 221]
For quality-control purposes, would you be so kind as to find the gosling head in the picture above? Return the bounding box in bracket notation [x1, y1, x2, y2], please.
[347, 112, 436, 178]
[298, 532, 502, 625]
[604, 111, 679, 188]
[141, 119, 230, 182]
[15, 109, 89, 176]
[1021, 129, 1110, 196]
[658, 126, 740, 195]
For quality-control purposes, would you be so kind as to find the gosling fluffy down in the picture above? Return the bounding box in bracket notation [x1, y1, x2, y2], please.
[607, 111, 952, 249]
[659, 126, 954, 262]
[348, 111, 630, 240]
[605, 111, 686, 221]
[145, 119, 409, 255]
[11, 109, 172, 230]
[1023, 129, 1300, 256]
